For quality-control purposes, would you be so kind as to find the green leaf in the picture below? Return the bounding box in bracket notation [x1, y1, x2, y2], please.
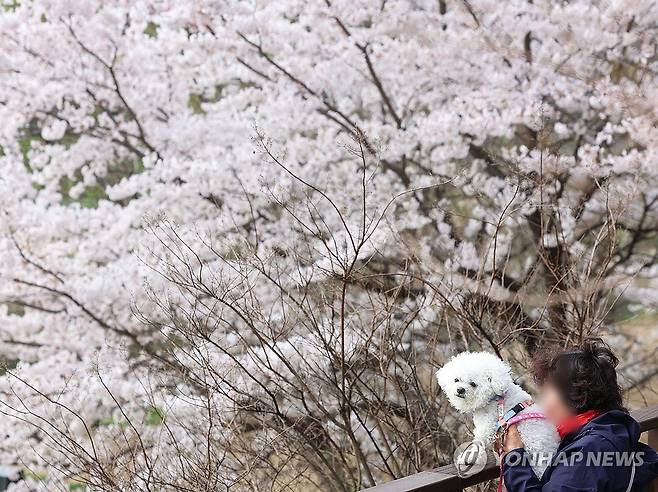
[145, 406, 165, 426]
[144, 21, 159, 38]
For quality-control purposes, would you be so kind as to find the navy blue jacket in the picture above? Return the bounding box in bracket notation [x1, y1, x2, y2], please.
[503, 410, 658, 492]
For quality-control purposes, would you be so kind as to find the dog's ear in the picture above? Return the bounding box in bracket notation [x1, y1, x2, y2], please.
[436, 366, 448, 391]
[487, 371, 512, 395]
[487, 375, 503, 395]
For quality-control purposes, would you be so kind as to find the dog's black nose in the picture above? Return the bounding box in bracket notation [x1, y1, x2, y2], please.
[456, 387, 465, 395]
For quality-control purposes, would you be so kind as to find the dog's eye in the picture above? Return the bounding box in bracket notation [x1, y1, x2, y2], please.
[470, 382, 477, 387]
[454, 378, 459, 383]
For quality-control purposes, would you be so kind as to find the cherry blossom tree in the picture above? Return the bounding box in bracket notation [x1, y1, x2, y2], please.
[1, 0, 657, 489]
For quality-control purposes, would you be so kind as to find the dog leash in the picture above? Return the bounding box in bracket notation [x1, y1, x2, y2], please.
[495, 398, 547, 492]
[496, 399, 535, 431]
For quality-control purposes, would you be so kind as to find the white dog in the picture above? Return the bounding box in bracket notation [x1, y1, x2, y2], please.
[436, 351, 559, 478]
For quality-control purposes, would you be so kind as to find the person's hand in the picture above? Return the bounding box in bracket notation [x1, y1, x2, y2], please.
[494, 425, 525, 455]
[502, 424, 524, 453]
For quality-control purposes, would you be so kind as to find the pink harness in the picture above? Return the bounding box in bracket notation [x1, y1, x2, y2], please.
[506, 411, 547, 427]
[495, 398, 546, 492]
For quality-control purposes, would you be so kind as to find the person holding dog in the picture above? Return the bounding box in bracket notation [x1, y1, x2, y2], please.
[500, 339, 658, 492]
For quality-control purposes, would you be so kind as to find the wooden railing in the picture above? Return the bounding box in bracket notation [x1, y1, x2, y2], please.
[361, 403, 658, 492]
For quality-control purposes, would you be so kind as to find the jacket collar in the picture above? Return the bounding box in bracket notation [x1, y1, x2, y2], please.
[557, 409, 601, 440]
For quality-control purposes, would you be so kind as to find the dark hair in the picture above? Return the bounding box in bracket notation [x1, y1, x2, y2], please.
[532, 338, 625, 414]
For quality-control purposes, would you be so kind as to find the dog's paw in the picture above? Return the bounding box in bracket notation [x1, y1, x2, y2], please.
[455, 440, 487, 471]
[454, 442, 488, 476]
[457, 450, 475, 465]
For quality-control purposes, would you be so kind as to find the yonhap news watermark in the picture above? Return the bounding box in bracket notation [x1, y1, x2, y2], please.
[503, 450, 647, 468]
[450, 442, 648, 477]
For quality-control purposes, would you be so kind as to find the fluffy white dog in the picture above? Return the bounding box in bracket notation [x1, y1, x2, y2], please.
[436, 351, 559, 478]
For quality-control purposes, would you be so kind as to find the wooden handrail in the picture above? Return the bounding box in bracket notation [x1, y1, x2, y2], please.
[361, 403, 658, 492]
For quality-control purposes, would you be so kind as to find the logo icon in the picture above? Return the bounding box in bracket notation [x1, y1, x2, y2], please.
[453, 441, 487, 476]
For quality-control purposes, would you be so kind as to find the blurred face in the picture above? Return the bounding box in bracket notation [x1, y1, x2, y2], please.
[539, 380, 575, 426]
